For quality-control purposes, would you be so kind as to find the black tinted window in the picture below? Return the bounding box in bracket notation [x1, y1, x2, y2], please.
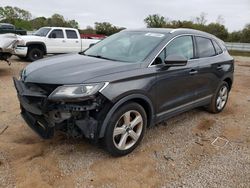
[50, 29, 64, 38]
[213, 40, 223, 54]
[166, 36, 194, 59]
[66, 30, 78, 39]
[196, 37, 216, 58]
[0, 24, 14, 30]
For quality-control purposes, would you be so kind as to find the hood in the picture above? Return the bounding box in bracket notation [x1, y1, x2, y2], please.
[20, 35, 45, 42]
[23, 54, 141, 84]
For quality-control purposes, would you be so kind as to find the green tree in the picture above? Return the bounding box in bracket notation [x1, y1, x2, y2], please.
[240, 24, 250, 43]
[14, 19, 32, 30]
[79, 26, 96, 34]
[144, 14, 167, 28]
[0, 6, 31, 24]
[30, 17, 47, 29]
[205, 23, 229, 40]
[227, 31, 241, 42]
[95, 22, 124, 35]
[67, 19, 79, 29]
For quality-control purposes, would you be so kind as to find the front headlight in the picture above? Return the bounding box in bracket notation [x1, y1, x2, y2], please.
[16, 39, 26, 46]
[48, 82, 108, 101]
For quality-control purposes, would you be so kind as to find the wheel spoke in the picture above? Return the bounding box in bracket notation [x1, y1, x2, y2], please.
[113, 127, 126, 136]
[222, 87, 227, 96]
[221, 95, 227, 101]
[219, 100, 223, 109]
[217, 97, 221, 106]
[130, 115, 142, 129]
[129, 130, 139, 141]
[123, 111, 131, 125]
[118, 132, 129, 149]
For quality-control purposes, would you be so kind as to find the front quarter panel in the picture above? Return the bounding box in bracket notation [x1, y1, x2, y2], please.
[99, 67, 157, 105]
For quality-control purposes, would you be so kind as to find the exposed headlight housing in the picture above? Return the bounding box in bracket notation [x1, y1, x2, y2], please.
[48, 82, 108, 101]
[16, 39, 26, 46]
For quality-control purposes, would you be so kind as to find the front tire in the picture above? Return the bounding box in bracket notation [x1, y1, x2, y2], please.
[207, 81, 229, 113]
[27, 48, 44, 62]
[104, 102, 147, 156]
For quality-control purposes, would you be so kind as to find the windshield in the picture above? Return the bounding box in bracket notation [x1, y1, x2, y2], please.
[83, 31, 167, 62]
[33, 27, 51, 37]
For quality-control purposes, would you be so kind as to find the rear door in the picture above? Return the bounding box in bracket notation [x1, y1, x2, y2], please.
[194, 36, 221, 98]
[65, 29, 81, 53]
[46, 29, 66, 53]
[155, 35, 200, 118]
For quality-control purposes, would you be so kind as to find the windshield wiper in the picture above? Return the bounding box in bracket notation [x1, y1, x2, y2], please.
[83, 54, 118, 61]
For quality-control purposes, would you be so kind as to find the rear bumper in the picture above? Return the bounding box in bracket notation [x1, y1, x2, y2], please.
[14, 46, 28, 57]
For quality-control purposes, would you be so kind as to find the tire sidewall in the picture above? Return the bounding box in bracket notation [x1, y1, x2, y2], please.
[212, 81, 229, 113]
[104, 102, 147, 156]
[28, 48, 43, 62]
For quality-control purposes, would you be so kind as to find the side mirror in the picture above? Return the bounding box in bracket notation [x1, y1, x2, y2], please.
[49, 33, 56, 38]
[164, 54, 187, 66]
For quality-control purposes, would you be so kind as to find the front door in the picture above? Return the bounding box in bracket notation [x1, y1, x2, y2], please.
[46, 29, 66, 53]
[155, 35, 200, 118]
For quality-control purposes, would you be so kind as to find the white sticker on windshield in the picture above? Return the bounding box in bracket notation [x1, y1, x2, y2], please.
[145, 33, 165, 37]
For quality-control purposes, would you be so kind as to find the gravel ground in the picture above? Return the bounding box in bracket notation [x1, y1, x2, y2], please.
[0, 56, 249, 188]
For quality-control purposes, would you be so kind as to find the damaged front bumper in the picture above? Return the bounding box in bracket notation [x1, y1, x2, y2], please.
[13, 77, 106, 140]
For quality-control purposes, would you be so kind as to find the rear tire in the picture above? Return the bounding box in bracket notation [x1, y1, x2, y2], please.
[104, 102, 147, 156]
[27, 48, 44, 62]
[207, 81, 229, 113]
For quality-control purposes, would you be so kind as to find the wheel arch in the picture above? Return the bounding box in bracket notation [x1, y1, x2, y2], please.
[223, 77, 232, 91]
[27, 42, 47, 54]
[98, 94, 155, 138]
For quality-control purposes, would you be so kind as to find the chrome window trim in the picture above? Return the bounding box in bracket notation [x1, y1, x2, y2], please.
[148, 34, 225, 67]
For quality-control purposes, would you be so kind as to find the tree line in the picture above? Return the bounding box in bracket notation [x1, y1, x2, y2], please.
[0, 6, 249, 42]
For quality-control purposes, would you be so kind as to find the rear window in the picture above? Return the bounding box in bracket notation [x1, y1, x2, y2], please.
[213, 40, 223, 54]
[66, 30, 78, 39]
[196, 37, 216, 58]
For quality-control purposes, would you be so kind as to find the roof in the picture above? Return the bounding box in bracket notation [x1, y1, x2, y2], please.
[41, 26, 78, 30]
[124, 28, 217, 39]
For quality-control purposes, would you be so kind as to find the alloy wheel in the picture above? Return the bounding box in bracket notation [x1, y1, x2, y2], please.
[112, 110, 143, 150]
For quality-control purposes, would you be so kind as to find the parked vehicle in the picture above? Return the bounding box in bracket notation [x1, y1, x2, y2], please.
[14, 27, 100, 61]
[13, 28, 234, 156]
[0, 23, 27, 35]
[0, 33, 20, 64]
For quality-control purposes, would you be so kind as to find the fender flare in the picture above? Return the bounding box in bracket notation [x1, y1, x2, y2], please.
[26, 42, 47, 54]
[98, 94, 155, 138]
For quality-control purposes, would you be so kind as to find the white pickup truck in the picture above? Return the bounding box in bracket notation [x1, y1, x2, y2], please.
[15, 27, 99, 61]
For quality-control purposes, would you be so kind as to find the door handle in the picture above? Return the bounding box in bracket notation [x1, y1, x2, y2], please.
[189, 69, 198, 75]
[62, 40, 66, 43]
[76, 41, 79, 43]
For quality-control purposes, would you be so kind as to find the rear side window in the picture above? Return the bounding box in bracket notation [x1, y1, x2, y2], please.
[50, 29, 64, 38]
[166, 36, 194, 60]
[196, 37, 216, 58]
[212, 40, 223, 54]
[66, 30, 78, 39]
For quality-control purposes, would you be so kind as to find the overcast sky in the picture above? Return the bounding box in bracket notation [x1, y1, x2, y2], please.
[1, 0, 249, 31]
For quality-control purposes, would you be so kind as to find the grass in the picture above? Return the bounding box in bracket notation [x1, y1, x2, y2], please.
[228, 50, 250, 57]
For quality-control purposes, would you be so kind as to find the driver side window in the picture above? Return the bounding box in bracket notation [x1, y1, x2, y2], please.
[153, 35, 194, 65]
[166, 36, 194, 59]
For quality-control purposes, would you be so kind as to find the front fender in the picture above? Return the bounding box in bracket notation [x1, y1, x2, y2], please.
[98, 93, 155, 138]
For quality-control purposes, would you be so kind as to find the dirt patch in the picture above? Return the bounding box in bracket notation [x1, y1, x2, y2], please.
[196, 119, 215, 131]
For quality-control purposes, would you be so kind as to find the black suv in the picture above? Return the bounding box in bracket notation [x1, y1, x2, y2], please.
[13, 28, 234, 156]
